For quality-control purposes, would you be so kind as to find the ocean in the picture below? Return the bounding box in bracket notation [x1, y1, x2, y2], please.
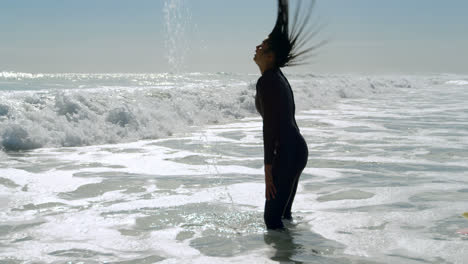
[0, 71, 467, 263]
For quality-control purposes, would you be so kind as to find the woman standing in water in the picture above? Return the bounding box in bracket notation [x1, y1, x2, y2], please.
[254, 0, 323, 229]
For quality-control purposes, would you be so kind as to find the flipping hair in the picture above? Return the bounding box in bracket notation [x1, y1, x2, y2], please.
[268, 0, 326, 67]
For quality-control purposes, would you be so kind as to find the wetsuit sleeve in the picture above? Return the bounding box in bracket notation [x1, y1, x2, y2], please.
[258, 76, 281, 165]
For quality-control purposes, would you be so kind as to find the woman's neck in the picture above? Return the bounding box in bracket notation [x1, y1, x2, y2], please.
[260, 64, 277, 75]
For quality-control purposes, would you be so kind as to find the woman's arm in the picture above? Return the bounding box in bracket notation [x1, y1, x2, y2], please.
[259, 76, 281, 165]
[258, 75, 281, 200]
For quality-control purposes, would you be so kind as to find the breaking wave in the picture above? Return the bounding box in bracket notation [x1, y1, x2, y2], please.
[0, 72, 424, 151]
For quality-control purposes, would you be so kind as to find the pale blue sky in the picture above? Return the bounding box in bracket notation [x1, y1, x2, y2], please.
[1, 0, 467, 74]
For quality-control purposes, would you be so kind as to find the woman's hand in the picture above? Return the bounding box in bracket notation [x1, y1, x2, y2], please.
[265, 164, 276, 200]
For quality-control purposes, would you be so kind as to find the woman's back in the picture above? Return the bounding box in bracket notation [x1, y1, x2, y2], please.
[255, 68, 300, 149]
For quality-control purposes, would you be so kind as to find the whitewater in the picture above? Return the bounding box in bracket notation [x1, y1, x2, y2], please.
[1, 72, 467, 263]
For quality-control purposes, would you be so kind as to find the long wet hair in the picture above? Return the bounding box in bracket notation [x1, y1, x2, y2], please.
[268, 0, 326, 68]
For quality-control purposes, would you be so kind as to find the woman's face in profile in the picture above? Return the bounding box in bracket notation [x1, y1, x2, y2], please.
[254, 38, 273, 66]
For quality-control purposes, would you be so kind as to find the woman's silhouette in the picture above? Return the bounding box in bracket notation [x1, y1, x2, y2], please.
[254, 0, 323, 229]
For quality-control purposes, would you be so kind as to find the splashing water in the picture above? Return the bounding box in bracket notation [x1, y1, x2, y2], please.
[163, 0, 236, 211]
[163, 0, 191, 73]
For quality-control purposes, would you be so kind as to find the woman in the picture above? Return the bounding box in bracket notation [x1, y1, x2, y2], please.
[254, 0, 322, 229]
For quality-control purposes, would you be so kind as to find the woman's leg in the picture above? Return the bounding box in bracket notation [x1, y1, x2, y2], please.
[282, 136, 308, 220]
[282, 174, 300, 220]
[264, 158, 296, 229]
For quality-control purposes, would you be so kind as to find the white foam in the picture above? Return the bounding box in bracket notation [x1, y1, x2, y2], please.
[99, 182, 264, 214]
[446, 80, 468, 85]
[0, 73, 429, 151]
[0, 168, 102, 207]
[158, 249, 276, 264]
[303, 167, 343, 179]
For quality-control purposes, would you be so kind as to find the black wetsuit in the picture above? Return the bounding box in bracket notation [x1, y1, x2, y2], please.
[255, 68, 308, 229]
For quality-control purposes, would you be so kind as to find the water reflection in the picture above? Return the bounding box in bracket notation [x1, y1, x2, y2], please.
[263, 222, 368, 264]
[264, 228, 309, 263]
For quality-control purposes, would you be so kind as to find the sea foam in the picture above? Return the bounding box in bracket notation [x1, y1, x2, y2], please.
[0, 72, 420, 151]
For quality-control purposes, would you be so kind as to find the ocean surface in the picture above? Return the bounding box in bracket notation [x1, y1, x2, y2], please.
[0, 71, 467, 263]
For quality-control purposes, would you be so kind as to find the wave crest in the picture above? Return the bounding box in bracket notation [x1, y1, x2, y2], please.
[2, 125, 42, 151]
[0, 74, 423, 151]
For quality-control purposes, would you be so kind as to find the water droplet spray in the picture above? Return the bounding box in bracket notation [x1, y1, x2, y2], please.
[163, 0, 191, 73]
